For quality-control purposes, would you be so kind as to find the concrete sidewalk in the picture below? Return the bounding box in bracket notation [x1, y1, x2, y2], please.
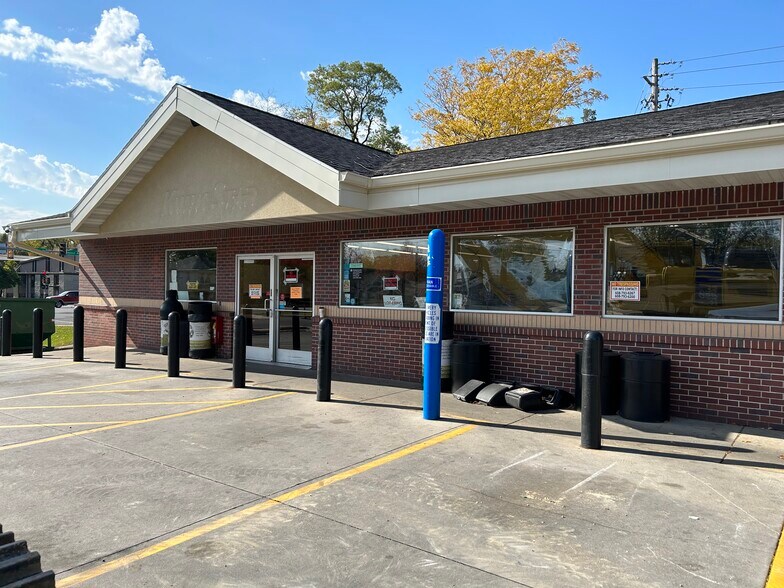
[1, 347, 782, 587]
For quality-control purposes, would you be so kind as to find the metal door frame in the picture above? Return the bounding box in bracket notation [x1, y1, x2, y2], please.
[235, 252, 315, 365]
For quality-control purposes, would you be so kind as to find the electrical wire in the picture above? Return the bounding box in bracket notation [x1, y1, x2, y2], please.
[671, 58, 784, 76]
[675, 44, 784, 63]
[673, 81, 784, 90]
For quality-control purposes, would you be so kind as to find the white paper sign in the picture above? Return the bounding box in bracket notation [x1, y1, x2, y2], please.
[609, 281, 641, 301]
[424, 303, 441, 344]
[383, 295, 403, 308]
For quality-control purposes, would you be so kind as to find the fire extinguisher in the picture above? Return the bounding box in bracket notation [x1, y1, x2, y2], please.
[212, 315, 224, 348]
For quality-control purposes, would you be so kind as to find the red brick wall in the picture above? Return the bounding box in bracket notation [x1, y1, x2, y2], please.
[80, 182, 784, 429]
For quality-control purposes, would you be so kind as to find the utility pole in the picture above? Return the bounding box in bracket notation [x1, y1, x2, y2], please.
[648, 58, 660, 111]
[642, 57, 677, 112]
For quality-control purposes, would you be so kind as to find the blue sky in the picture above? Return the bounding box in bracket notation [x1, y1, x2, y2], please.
[1, 0, 783, 226]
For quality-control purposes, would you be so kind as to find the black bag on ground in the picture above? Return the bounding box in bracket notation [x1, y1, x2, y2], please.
[504, 387, 546, 411]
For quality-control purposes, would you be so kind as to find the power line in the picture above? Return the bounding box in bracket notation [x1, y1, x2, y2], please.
[671, 58, 784, 76]
[669, 81, 784, 90]
[675, 44, 784, 63]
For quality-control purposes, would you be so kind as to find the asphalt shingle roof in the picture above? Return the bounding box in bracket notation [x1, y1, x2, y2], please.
[191, 87, 784, 178]
[189, 89, 395, 175]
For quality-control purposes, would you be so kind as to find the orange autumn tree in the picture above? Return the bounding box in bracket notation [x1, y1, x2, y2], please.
[412, 40, 607, 147]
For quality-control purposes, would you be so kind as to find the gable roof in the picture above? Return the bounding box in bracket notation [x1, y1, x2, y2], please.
[374, 90, 784, 176]
[192, 88, 784, 178]
[8, 86, 784, 241]
[188, 89, 395, 175]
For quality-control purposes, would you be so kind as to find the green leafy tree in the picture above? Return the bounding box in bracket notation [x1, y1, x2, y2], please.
[367, 124, 409, 154]
[303, 61, 402, 144]
[0, 260, 19, 293]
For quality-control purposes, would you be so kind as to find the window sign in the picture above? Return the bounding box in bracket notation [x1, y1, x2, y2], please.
[248, 284, 263, 299]
[383, 295, 404, 307]
[290, 286, 303, 299]
[283, 267, 299, 284]
[383, 276, 400, 291]
[605, 218, 782, 321]
[166, 249, 217, 302]
[451, 230, 574, 314]
[609, 281, 640, 301]
[341, 238, 428, 308]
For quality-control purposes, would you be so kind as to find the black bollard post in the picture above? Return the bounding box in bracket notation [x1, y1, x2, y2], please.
[32, 307, 43, 358]
[168, 312, 180, 377]
[1, 309, 11, 356]
[580, 330, 603, 449]
[317, 318, 333, 402]
[115, 309, 127, 368]
[232, 315, 246, 388]
[73, 305, 84, 362]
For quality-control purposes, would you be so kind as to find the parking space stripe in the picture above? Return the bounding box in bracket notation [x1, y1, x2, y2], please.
[0, 392, 294, 453]
[57, 423, 475, 587]
[0, 421, 131, 428]
[0, 366, 230, 402]
[0, 400, 238, 410]
[767, 524, 784, 587]
[1, 361, 75, 374]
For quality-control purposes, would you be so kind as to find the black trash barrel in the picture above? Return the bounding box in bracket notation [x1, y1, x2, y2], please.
[574, 349, 622, 415]
[160, 290, 184, 355]
[420, 310, 454, 392]
[451, 340, 490, 393]
[188, 302, 214, 359]
[619, 351, 671, 422]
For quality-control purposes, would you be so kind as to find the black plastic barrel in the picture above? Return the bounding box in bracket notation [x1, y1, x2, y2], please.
[451, 340, 490, 393]
[160, 290, 184, 355]
[574, 349, 622, 415]
[188, 301, 214, 359]
[619, 351, 671, 422]
[420, 310, 454, 392]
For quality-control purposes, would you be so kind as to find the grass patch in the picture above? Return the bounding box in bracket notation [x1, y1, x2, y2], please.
[51, 325, 74, 348]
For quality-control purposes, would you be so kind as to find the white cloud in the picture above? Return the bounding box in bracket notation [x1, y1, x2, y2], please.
[132, 94, 157, 104]
[0, 202, 47, 225]
[0, 8, 184, 95]
[0, 142, 97, 199]
[299, 70, 313, 82]
[68, 76, 115, 91]
[231, 89, 286, 115]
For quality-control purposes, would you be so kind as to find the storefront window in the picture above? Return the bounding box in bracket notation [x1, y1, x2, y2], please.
[606, 219, 782, 321]
[166, 248, 217, 302]
[340, 238, 428, 308]
[451, 230, 574, 313]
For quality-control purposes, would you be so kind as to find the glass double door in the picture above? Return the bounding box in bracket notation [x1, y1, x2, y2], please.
[237, 254, 314, 365]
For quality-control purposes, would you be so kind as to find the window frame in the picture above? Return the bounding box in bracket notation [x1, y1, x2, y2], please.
[338, 236, 429, 311]
[449, 227, 576, 316]
[164, 247, 219, 304]
[602, 216, 784, 324]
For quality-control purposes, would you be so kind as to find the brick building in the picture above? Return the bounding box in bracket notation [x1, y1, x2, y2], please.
[8, 86, 784, 428]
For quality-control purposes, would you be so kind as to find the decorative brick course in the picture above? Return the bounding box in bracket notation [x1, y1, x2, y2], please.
[80, 182, 784, 429]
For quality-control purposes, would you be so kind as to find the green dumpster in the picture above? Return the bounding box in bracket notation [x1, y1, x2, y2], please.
[0, 299, 56, 352]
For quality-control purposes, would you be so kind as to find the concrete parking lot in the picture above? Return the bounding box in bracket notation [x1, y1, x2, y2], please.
[1, 347, 783, 587]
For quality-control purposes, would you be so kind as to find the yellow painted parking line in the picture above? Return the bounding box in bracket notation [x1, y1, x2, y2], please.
[0, 365, 229, 402]
[0, 385, 229, 402]
[1, 361, 75, 375]
[0, 373, 170, 401]
[0, 400, 235, 410]
[0, 392, 294, 453]
[767, 524, 784, 587]
[57, 423, 475, 587]
[0, 421, 131, 429]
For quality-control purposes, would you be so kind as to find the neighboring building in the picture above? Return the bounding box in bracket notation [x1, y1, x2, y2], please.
[0, 252, 79, 298]
[8, 85, 784, 428]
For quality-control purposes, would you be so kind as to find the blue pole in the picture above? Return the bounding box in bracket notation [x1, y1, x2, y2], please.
[423, 228, 445, 420]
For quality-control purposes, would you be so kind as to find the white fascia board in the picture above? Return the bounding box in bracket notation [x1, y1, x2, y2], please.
[71, 88, 180, 231]
[8, 216, 89, 242]
[365, 123, 784, 209]
[177, 88, 344, 206]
